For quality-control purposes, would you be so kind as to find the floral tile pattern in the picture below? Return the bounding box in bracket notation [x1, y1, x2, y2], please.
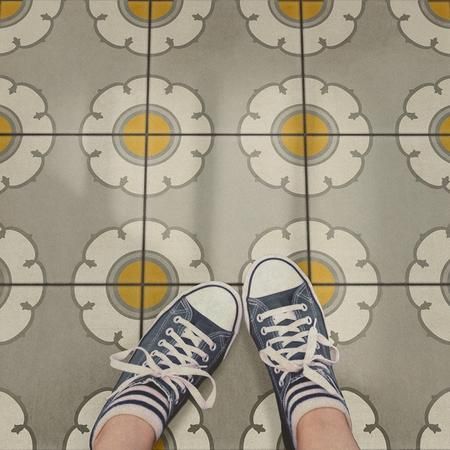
[1, 1, 449, 449]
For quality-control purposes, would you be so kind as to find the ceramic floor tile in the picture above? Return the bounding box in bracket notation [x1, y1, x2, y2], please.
[0, 286, 134, 450]
[149, 0, 302, 134]
[0, 135, 144, 283]
[308, 136, 450, 284]
[144, 135, 307, 289]
[0, 0, 148, 133]
[303, 0, 450, 134]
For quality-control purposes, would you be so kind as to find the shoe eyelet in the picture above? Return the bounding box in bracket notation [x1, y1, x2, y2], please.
[158, 340, 164, 346]
[165, 328, 173, 336]
[210, 343, 217, 351]
[174, 316, 181, 323]
[150, 351, 157, 357]
[256, 314, 263, 323]
[306, 317, 312, 325]
[261, 327, 267, 336]
[300, 303, 308, 311]
[274, 367, 280, 374]
[279, 380, 284, 387]
[202, 355, 209, 363]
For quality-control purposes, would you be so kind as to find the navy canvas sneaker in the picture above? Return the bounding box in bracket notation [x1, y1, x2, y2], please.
[90, 282, 241, 449]
[243, 256, 351, 450]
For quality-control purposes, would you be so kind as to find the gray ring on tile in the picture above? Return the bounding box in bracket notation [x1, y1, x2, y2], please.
[268, 0, 333, 29]
[0, 257, 12, 308]
[419, 0, 450, 29]
[301, 0, 334, 28]
[429, 106, 450, 162]
[271, 104, 339, 167]
[106, 250, 179, 320]
[0, 105, 22, 163]
[160, 428, 177, 449]
[113, 104, 181, 167]
[0, 0, 32, 28]
[441, 259, 450, 305]
[288, 249, 346, 315]
[268, 0, 300, 29]
[118, 0, 184, 28]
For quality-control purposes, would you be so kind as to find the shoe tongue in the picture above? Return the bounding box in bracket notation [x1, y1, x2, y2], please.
[261, 285, 303, 324]
[189, 305, 227, 335]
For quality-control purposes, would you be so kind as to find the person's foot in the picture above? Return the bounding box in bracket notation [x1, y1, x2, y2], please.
[90, 282, 242, 449]
[242, 256, 351, 450]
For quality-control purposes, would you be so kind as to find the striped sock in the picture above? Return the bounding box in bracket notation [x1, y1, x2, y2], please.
[90, 382, 171, 446]
[285, 376, 351, 447]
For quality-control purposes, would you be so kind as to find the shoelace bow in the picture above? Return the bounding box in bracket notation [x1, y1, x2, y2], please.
[108, 316, 217, 410]
[258, 304, 339, 395]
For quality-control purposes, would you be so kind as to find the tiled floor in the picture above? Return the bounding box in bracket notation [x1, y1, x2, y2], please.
[0, 0, 450, 449]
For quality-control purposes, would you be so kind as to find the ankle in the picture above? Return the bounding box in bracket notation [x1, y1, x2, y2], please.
[93, 415, 156, 450]
[298, 407, 350, 432]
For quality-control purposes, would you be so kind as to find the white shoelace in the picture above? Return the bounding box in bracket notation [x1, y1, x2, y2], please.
[258, 304, 339, 395]
[108, 316, 217, 410]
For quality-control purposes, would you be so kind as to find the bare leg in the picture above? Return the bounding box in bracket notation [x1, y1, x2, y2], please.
[296, 408, 360, 450]
[93, 415, 156, 450]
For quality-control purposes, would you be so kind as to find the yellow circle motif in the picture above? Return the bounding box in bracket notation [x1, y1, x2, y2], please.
[0, 113, 13, 153]
[296, 259, 336, 307]
[122, 112, 172, 159]
[427, 0, 450, 21]
[277, 0, 325, 21]
[0, 0, 24, 20]
[279, 111, 330, 158]
[116, 259, 169, 311]
[438, 114, 450, 153]
[151, 0, 174, 20]
[126, 0, 175, 21]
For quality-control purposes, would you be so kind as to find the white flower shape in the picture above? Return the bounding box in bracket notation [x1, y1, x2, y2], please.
[0, 224, 45, 343]
[0, 389, 36, 450]
[73, 219, 212, 349]
[244, 219, 379, 344]
[81, 75, 212, 196]
[0, 76, 54, 193]
[149, 0, 213, 56]
[239, 0, 301, 55]
[408, 226, 450, 343]
[389, 0, 450, 55]
[0, 0, 62, 55]
[64, 389, 213, 450]
[0, 389, 35, 450]
[240, 76, 371, 196]
[88, 0, 213, 55]
[302, 0, 364, 55]
[241, 389, 389, 450]
[239, 0, 363, 55]
[418, 389, 450, 449]
[398, 77, 450, 192]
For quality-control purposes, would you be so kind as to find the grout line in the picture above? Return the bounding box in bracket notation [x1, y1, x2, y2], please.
[139, 3, 152, 338]
[2, 282, 449, 287]
[299, 0, 312, 279]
